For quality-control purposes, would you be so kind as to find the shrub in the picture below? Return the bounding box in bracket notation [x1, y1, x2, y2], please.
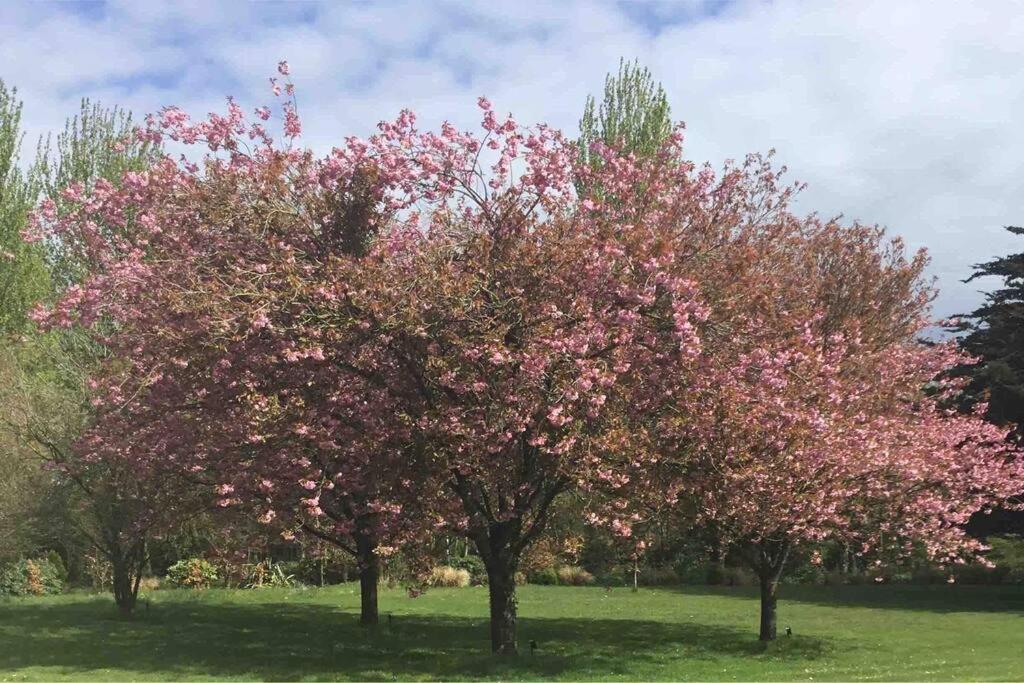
[988, 536, 1024, 584]
[244, 560, 296, 589]
[783, 562, 825, 585]
[0, 557, 66, 596]
[291, 552, 357, 586]
[705, 563, 725, 586]
[448, 555, 487, 585]
[42, 551, 68, 584]
[557, 565, 595, 586]
[425, 566, 471, 588]
[138, 576, 162, 592]
[639, 566, 679, 586]
[527, 566, 559, 585]
[909, 565, 946, 585]
[520, 539, 559, 578]
[949, 563, 1001, 585]
[165, 558, 219, 589]
[721, 566, 755, 587]
[823, 570, 851, 586]
[84, 552, 113, 590]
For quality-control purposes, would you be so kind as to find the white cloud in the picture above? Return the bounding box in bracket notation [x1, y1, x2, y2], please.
[2, 0, 1021, 316]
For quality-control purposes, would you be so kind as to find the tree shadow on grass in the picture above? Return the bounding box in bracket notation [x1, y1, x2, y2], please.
[0, 596, 831, 680]
[660, 584, 1024, 616]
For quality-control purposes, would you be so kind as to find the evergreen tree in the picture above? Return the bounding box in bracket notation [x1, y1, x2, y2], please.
[951, 226, 1024, 537]
[952, 226, 1024, 439]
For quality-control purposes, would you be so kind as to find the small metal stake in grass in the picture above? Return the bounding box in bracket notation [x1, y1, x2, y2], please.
[529, 639, 538, 655]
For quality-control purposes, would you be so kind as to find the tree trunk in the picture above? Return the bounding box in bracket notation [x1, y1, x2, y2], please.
[759, 574, 778, 641]
[355, 533, 379, 626]
[485, 558, 518, 655]
[111, 557, 137, 617]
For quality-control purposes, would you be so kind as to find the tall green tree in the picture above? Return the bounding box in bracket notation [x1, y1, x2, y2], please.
[38, 99, 157, 288]
[952, 226, 1024, 438]
[951, 226, 1024, 537]
[0, 81, 49, 334]
[578, 58, 673, 171]
[0, 89, 158, 581]
[1, 82, 54, 565]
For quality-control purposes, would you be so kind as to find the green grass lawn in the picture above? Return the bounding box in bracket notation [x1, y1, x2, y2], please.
[1, 583, 1022, 680]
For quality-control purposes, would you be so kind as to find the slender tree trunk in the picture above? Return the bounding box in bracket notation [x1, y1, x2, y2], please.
[758, 574, 779, 641]
[355, 532, 379, 626]
[111, 557, 137, 617]
[484, 556, 518, 654]
[753, 538, 789, 642]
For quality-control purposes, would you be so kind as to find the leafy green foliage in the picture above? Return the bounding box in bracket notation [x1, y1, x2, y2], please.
[578, 58, 673, 170]
[36, 99, 157, 289]
[986, 535, 1024, 583]
[165, 558, 219, 590]
[0, 81, 50, 335]
[0, 556, 66, 596]
[244, 560, 296, 589]
[0, 88, 163, 598]
[447, 554, 487, 585]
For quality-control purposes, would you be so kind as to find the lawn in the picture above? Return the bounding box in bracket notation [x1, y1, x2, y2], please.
[1, 584, 1022, 681]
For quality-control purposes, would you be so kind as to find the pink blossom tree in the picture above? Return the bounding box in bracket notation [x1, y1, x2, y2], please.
[651, 221, 1024, 641]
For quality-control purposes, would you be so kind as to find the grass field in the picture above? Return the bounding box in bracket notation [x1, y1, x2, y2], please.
[1, 583, 1022, 681]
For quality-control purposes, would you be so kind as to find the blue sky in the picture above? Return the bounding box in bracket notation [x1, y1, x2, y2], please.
[2, 0, 1022, 318]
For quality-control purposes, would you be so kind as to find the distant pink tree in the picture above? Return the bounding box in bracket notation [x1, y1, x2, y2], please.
[651, 222, 1024, 640]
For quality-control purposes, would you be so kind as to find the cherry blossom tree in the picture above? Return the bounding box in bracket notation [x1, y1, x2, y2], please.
[651, 221, 1024, 641]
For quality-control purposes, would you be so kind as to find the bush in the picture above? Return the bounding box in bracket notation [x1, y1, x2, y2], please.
[988, 536, 1024, 584]
[520, 539, 559, 579]
[138, 576, 162, 592]
[908, 565, 946, 585]
[527, 566, 559, 585]
[290, 552, 356, 586]
[84, 552, 113, 590]
[557, 565, 595, 586]
[244, 560, 296, 589]
[448, 555, 487, 585]
[720, 566, 755, 587]
[783, 562, 826, 585]
[0, 557, 66, 596]
[948, 563, 1002, 585]
[425, 566, 471, 588]
[704, 563, 725, 586]
[823, 570, 851, 586]
[639, 566, 679, 586]
[165, 558, 219, 589]
[42, 551, 68, 584]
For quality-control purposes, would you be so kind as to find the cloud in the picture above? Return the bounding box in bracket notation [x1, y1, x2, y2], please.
[2, 0, 1021, 316]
